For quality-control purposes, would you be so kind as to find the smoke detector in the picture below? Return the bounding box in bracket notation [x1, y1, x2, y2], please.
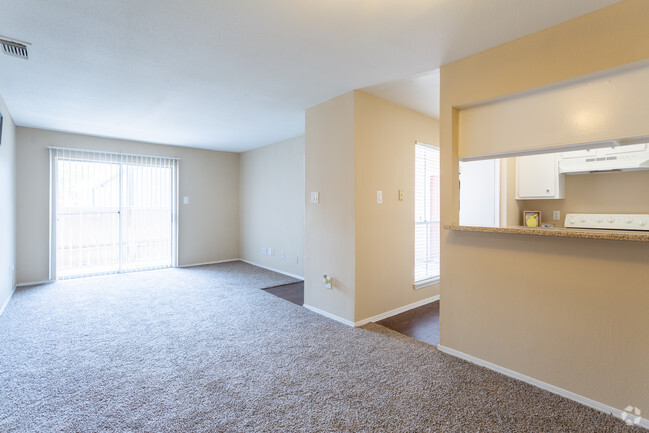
[0, 36, 29, 60]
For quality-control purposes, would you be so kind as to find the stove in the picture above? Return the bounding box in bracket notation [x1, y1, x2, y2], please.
[564, 213, 649, 231]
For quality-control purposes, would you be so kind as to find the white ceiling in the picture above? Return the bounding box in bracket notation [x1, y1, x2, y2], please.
[362, 69, 441, 119]
[0, 0, 621, 152]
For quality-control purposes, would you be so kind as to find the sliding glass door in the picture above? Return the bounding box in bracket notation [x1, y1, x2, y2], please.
[120, 155, 175, 273]
[51, 148, 178, 279]
[54, 154, 121, 277]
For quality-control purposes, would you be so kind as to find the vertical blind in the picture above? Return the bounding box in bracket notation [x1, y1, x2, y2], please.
[50, 147, 178, 279]
[414, 143, 440, 285]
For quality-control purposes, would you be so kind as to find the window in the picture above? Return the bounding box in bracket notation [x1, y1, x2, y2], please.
[50, 148, 178, 279]
[414, 143, 440, 287]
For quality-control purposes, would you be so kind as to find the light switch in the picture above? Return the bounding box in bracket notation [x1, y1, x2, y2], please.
[183, 196, 189, 204]
[398, 189, 404, 201]
[310, 192, 319, 204]
[377, 190, 383, 204]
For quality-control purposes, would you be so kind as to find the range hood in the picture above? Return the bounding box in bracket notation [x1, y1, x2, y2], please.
[559, 143, 649, 174]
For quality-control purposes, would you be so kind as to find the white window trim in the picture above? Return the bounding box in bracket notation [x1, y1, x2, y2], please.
[413, 276, 440, 290]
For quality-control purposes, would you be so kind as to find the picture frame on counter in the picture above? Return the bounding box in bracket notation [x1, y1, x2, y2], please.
[524, 210, 541, 228]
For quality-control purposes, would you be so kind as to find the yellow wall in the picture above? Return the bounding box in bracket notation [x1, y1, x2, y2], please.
[354, 91, 439, 320]
[16, 127, 240, 284]
[441, 0, 649, 412]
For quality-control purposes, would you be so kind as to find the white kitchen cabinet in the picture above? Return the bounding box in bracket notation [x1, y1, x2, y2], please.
[516, 153, 564, 199]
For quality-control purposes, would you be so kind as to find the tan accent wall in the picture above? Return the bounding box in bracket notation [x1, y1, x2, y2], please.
[305, 91, 439, 323]
[441, 0, 649, 413]
[501, 158, 522, 227]
[240, 135, 305, 277]
[354, 91, 439, 321]
[0, 94, 16, 309]
[304, 92, 356, 322]
[16, 127, 240, 284]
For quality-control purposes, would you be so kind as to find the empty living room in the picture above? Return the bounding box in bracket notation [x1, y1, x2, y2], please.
[1, 1, 647, 432]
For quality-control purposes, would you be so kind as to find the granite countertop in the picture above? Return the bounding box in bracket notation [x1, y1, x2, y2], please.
[444, 224, 649, 242]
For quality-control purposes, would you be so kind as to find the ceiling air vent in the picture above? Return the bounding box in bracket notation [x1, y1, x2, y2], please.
[0, 38, 28, 60]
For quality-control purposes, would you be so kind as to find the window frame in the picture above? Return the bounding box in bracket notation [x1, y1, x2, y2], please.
[414, 142, 441, 288]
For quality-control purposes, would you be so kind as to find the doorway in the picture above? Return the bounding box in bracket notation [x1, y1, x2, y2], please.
[50, 148, 178, 279]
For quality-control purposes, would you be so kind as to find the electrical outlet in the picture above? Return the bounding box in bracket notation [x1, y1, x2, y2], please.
[553, 210, 560, 220]
[261, 248, 267, 255]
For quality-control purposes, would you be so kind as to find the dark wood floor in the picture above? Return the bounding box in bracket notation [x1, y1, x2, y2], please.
[263, 281, 439, 346]
[263, 281, 304, 306]
[376, 301, 439, 346]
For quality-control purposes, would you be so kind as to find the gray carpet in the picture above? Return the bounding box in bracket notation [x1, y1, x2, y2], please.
[0, 261, 641, 432]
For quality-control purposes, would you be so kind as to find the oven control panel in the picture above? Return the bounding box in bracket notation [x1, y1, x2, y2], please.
[564, 213, 649, 231]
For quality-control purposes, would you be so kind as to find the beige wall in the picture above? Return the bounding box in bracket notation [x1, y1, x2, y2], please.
[441, 0, 649, 414]
[354, 91, 439, 321]
[240, 136, 305, 277]
[305, 91, 439, 324]
[501, 158, 522, 227]
[16, 127, 240, 284]
[305, 92, 356, 322]
[0, 95, 16, 309]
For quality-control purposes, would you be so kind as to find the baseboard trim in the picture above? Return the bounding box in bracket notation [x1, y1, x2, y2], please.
[16, 279, 55, 288]
[304, 295, 441, 329]
[437, 345, 649, 430]
[354, 295, 440, 327]
[239, 259, 304, 281]
[0, 285, 16, 317]
[179, 259, 240, 268]
[303, 304, 355, 327]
